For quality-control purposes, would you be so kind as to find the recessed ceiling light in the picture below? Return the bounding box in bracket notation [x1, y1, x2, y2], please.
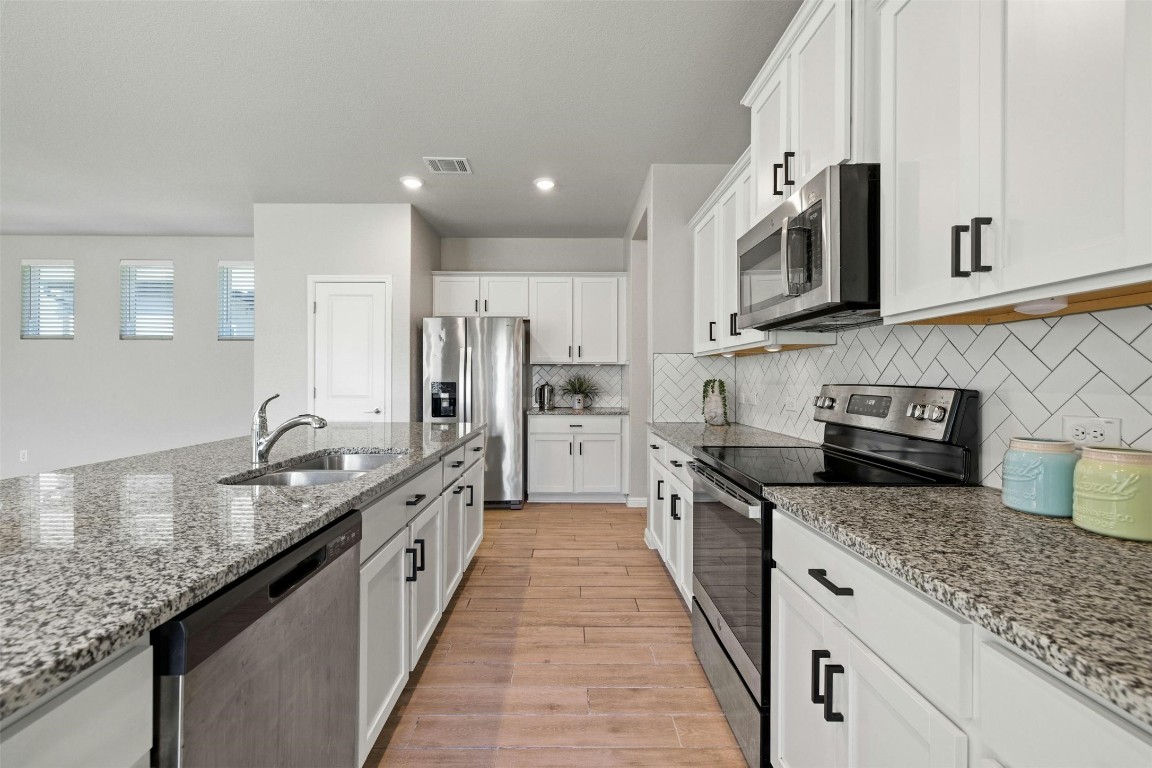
[534, 177, 556, 191]
[400, 176, 424, 189]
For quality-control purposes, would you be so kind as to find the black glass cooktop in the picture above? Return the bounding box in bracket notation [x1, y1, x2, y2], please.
[694, 445, 953, 492]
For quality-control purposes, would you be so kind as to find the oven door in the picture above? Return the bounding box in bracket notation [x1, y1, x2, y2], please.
[737, 165, 838, 330]
[690, 461, 766, 704]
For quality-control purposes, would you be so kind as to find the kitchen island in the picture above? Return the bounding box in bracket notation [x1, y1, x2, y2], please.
[0, 421, 484, 721]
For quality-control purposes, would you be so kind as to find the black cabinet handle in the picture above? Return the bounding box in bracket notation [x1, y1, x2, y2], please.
[708, 321, 716, 342]
[730, 312, 742, 337]
[650, 444, 659, 450]
[783, 151, 795, 185]
[578, 345, 582, 357]
[823, 664, 845, 722]
[570, 425, 583, 428]
[950, 224, 971, 277]
[472, 446, 483, 452]
[808, 568, 853, 596]
[773, 163, 784, 196]
[484, 299, 489, 312]
[474, 299, 479, 312]
[670, 460, 683, 468]
[569, 345, 572, 357]
[453, 485, 465, 495]
[971, 216, 993, 273]
[579, 441, 583, 456]
[406, 494, 427, 507]
[414, 538, 427, 571]
[670, 494, 681, 520]
[568, 441, 572, 455]
[451, 460, 464, 468]
[656, 479, 664, 501]
[466, 485, 475, 506]
[811, 650, 831, 703]
[405, 548, 418, 582]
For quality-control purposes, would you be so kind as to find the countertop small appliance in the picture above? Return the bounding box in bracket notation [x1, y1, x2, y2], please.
[534, 383, 555, 411]
[687, 384, 979, 768]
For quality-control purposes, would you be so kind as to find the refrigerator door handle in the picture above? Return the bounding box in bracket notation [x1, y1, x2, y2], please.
[463, 345, 473, 424]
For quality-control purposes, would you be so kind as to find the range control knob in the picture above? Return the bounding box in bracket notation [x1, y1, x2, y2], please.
[927, 405, 948, 423]
[815, 396, 837, 409]
[909, 404, 927, 420]
[813, 396, 823, 407]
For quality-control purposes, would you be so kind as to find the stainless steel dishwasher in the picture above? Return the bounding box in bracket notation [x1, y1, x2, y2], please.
[153, 511, 361, 768]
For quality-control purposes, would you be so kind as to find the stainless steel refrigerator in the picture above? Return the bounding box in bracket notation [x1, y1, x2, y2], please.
[422, 317, 528, 507]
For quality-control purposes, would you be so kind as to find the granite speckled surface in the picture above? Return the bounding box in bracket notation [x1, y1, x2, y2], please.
[528, 407, 629, 416]
[647, 421, 816, 454]
[0, 421, 483, 719]
[765, 484, 1152, 728]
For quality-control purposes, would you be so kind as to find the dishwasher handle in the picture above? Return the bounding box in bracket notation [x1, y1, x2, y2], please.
[268, 546, 328, 602]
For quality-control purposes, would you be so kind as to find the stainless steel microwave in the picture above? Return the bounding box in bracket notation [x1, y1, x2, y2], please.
[736, 164, 880, 333]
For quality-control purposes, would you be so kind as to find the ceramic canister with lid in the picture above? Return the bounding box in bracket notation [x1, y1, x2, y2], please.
[1073, 447, 1152, 541]
[1001, 438, 1078, 517]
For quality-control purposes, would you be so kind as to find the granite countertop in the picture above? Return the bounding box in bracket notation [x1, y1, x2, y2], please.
[647, 421, 816, 453]
[766, 484, 1152, 728]
[528, 407, 629, 416]
[0, 421, 483, 719]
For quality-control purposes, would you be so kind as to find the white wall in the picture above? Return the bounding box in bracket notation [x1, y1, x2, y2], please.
[409, 209, 442, 419]
[626, 237, 650, 498]
[253, 204, 437, 424]
[0, 235, 254, 477]
[441, 238, 625, 272]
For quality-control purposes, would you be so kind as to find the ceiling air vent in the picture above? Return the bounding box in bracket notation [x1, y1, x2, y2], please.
[423, 157, 472, 174]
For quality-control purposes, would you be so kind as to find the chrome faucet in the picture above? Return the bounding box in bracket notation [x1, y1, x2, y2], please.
[251, 394, 328, 467]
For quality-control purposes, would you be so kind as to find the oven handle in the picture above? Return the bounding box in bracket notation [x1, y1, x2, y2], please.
[688, 462, 761, 520]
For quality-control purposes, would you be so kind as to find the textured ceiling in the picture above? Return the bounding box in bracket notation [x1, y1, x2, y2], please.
[0, 0, 800, 238]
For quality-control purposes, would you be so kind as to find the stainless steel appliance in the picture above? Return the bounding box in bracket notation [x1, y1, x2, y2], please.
[423, 317, 529, 507]
[153, 512, 361, 768]
[688, 384, 979, 768]
[533, 383, 555, 411]
[737, 164, 880, 333]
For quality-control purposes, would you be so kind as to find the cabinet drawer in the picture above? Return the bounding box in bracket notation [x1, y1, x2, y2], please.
[978, 642, 1152, 767]
[647, 433, 669, 469]
[664, 443, 693, 488]
[361, 465, 440, 562]
[529, 416, 621, 434]
[441, 445, 468, 487]
[773, 512, 972, 719]
[463, 435, 485, 468]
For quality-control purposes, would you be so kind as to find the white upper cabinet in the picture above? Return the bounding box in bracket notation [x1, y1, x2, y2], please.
[746, 0, 857, 222]
[432, 275, 481, 316]
[879, 0, 1152, 322]
[527, 274, 626, 364]
[528, 276, 575, 363]
[573, 277, 620, 363]
[693, 209, 721, 354]
[480, 275, 529, 316]
[718, 165, 765, 347]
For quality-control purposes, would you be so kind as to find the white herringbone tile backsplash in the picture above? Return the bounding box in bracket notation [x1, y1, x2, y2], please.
[532, 365, 626, 407]
[652, 354, 736, 422]
[732, 306, 1152, 487]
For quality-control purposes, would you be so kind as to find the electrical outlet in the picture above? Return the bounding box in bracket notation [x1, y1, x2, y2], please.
[19, 449, 28, 462]
[1062, 416, 1122, 447]
[783, 398, 798, 413]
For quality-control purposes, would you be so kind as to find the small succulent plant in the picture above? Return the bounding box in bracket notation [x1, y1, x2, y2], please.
[560, 373, 601, 403]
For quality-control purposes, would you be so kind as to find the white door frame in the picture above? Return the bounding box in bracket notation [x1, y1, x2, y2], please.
[307, 275, 393, 418]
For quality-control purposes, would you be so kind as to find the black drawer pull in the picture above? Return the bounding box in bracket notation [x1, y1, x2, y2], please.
[950, 223, 971, 277]
[453, 485, 465, 495]
[570, 424, 583, 428]
[808, 568, 853, 596]
[405, 548, 418, 582]
[472, 446, 483, 452]
[405, 494, 427, 507]
[708, 321, 716, 342]
[656, 479, 664, 501]
[451, 460, 464, 468]
[414, 538, 426, 571]
[811, 650, 831, 703]
[971, 216, 993, 273]
[823, 664, 845, 722]
[670, 494, 681, 520]
[466, 485, 475, 506]
[670, 460, 683, 468]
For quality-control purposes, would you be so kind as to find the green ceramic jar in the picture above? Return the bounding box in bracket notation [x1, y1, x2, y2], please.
[1073, 447, 1152, 541]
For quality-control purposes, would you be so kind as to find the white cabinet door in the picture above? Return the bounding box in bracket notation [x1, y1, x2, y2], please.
[528, 276, 574, 363]
[575, 435, 622, 494]
[433, 275, 480, 317]
[673, 486, 692, 602]
[463, 460, 485, 561]
[358, 531, 410, 765]
[833, 626, 968, 768]
[664, 483, 684, 584]
[647, 459, 668, 558]
[407, 498, 443, 667]
[480, 275, 529, 317]
[879, 0, 984, 317]
[718, 169, 765, 348]
[771, 570, 839, 768]
[442, 483, 466, 602]
[573, 277, 619, 363]
[693, 208, 722, 355]
[789, 0, 851, 186]
[528, 434, 574, 493]
[986, 0, 1151, 295]
[751, 63, 791, 220]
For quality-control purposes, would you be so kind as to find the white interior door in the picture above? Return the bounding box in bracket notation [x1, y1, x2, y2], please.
[313, 281, 390, 421]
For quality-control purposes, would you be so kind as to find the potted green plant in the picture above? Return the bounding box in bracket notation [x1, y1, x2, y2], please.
[702, 379, 730, 425]
[560, 373, 601, 412]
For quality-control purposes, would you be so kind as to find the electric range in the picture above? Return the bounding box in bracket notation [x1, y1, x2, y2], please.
[686, 384, 979, 768]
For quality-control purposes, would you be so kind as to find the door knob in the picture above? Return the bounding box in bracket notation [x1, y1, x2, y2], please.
[364, 408, 381, 414]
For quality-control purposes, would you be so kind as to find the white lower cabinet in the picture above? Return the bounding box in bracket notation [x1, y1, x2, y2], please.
[528, 417, 625, 497]
[442, 481, 466, 602]
[645, 434, 693, 605]
[358, 530, 410, 765]
[407, 497, 443, 666]
[463, 459, 484, 561]
[647, 460, 668, 557]
[574, 434, 622, 494]
[527, 434, 576, 493]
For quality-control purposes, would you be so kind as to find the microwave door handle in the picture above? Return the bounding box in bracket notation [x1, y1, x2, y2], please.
[781, 215, 802, 297]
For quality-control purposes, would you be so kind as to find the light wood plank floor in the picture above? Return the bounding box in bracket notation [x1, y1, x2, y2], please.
[366, 504, 746, 768]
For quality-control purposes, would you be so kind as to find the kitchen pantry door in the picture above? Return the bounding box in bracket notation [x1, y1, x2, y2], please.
[312, 279, 391, 421]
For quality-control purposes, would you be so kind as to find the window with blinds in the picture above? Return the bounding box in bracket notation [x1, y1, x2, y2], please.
[21, 261, 75, 339]
[218, 263, 255, 340]
[120, 261, 174, 339]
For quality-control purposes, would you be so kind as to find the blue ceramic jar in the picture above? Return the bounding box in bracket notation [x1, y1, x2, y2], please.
[1001, 438, 1078, 517]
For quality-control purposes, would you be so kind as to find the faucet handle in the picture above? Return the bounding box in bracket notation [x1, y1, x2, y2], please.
[253, 394, 280, 434]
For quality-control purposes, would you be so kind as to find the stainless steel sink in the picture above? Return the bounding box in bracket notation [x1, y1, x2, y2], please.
[287, 453, 401, 472]
[232, 470, 368, 487]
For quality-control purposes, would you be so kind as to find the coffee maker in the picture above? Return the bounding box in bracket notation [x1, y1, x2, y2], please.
[534, 383, 555, 411]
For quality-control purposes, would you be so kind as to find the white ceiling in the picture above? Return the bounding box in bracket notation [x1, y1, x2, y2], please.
[0, 0, 800, 238]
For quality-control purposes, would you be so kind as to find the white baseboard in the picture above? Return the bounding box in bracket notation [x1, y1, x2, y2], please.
[527, 494, 628, 504]
[643, 528, 658, 550]
[626, 497, 647, 508]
